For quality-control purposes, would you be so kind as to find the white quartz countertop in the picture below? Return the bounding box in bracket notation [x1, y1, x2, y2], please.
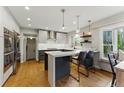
[45, 51, 77, 57]
[115, 61, 124, 71]
[45, 50, 99, 57]
[38, 48, 74, 50]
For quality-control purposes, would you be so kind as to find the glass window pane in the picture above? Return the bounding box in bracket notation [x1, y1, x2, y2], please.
[103, 45, 113, 57]
[117, 28, 124, 51]
[103, 31, 112, 44]
[103, 31, 113, 58]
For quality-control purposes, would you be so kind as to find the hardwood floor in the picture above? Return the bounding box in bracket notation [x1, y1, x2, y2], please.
[4, 60, 50, 87]
[3, 60, 112, 87]
[56, 63, 112, 87]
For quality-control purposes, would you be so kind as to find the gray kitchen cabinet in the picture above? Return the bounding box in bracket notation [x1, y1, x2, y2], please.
[56, 33, 67, 44]
[39, 50, 45, 61]
[38, 30, 48, 43]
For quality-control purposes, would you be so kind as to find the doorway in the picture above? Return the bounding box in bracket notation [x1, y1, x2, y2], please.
[26, 38, 36, 60]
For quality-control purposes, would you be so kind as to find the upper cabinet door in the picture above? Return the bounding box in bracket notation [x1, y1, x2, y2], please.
[56, 33, 67, 44]
[38, 31, 48, 43]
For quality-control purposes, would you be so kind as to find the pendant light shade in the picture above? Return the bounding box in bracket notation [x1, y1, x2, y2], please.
[61, 9, 65, 30]
[88, 20, 91, 35]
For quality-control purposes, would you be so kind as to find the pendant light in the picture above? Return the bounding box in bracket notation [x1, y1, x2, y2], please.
[88, 20, 91, 35]
[76, 15, 80, 33]
[61, 9, 65, 30]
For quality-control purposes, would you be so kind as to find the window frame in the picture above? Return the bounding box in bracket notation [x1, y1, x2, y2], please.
[100, 28, 117, 60]
[115, 27, 124, 52]
[103, 30, 113, 59]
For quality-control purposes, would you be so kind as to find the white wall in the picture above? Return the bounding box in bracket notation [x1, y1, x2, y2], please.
[20, 28, 38, 62]
[20, 28, 38, 35]
[0, 7, 20, 86]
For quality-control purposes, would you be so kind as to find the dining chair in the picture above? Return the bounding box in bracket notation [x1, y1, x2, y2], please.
[108, 53, 118, 87]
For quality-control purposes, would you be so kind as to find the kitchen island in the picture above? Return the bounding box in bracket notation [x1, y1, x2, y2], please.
[45, 50, 100, 87]
[44, 49, 75, 70]
[45, 50, 78, 87]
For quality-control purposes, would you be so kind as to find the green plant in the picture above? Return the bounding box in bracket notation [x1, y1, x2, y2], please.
[117, 31, 124, 51]
[117, 31, 122, 49]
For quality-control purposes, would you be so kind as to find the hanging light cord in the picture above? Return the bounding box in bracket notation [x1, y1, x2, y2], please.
[61, 9, 65, 28]
[88, 20, 91, 32]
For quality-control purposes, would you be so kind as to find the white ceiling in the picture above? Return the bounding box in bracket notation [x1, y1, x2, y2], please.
[7, 6, 124, 32]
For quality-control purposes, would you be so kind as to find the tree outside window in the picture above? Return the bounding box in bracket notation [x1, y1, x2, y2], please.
[117, 29, 124, 51]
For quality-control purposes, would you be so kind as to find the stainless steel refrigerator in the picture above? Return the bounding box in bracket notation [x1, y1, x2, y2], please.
[13, 31, 20, 74]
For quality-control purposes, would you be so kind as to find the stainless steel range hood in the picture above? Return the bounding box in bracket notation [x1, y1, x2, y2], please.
[38, 29, 57, 40]
[47, 31, 57, 40]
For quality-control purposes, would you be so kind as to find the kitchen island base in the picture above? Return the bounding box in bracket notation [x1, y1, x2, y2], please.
[48, 54, 71, 87]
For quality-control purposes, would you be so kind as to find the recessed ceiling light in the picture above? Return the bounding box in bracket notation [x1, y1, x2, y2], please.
[27, 18, 31, 21]
[73, 21, 76, 24]
[25, 6, 30, 10]
[28, 24, 31, 27]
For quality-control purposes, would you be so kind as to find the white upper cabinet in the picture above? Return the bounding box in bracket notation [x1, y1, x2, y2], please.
[38, 30, 48, 43]
[56, 33, 67, 44]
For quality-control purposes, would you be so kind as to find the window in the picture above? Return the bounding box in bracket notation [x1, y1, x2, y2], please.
[117, 28, 124, 51]
[103, 31, 113, 57]
[101, 26, 124, 59]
